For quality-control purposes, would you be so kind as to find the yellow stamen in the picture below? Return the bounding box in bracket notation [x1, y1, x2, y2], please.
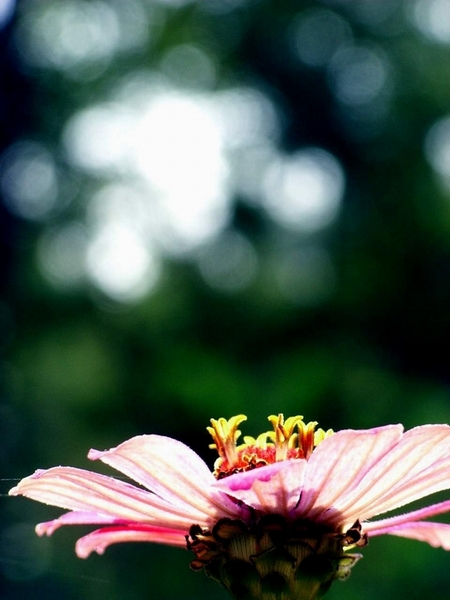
[207, 415, 247, 466]
[297, 420, 318, 459]
[314, 427, 334, 446]
[268, 414, 305, 461]
[207, 414, 334, 479]
[242, 432, 271, 449]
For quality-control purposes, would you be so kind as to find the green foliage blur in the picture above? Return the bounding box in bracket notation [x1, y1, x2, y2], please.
[2, 0, 450, 599]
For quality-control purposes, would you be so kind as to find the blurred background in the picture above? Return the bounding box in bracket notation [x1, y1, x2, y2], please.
[1, 0, 450, 598]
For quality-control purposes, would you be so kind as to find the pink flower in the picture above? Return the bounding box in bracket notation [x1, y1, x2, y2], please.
[9, 415, 450, 598]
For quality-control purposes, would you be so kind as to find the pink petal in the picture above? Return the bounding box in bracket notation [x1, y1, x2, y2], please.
[325, 425, 450, 525]
[9, 466, 208, 528]
[212, 460, 307, 515]
[75, 524, 187, 558]
[89, 435, 240, 519]
[363, 499, 450, 534]
[36, 511, 128, 536]
[366, 521, 450, 550]
[297, 425, 403, 524]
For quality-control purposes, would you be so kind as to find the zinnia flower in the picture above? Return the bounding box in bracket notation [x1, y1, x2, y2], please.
[9, 415, 450, 600]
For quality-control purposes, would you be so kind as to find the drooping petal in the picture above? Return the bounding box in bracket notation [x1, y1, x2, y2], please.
[212, 459, 307, 515]
[362, 499, 450, 534]
[322, 425, 450, 525]
[75, 524, 187, 558]
[366, 521, 450, 550]
[9, 466, 209, 528]
[297, 425, 403, 524]
[36, 511, 129, 537]
[89, 435, 240, 519]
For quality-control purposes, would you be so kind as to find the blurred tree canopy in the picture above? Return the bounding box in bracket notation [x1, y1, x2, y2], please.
[2, 0, 450, 599]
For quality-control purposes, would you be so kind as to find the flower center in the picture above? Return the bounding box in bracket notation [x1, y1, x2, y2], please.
[207, 414, 333, 479]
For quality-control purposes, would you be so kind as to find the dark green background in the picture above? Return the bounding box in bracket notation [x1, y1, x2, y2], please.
[1, 0, 450, 599]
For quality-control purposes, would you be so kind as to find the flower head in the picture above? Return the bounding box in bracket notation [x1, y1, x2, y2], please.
[9, 415, 450, 599]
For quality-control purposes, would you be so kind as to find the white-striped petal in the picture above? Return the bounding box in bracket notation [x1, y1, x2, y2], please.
[9, 466, 209, 528]
[89, 435, 239, 519]
[296, 425, 403, 524]
[320, 425, 450, 525]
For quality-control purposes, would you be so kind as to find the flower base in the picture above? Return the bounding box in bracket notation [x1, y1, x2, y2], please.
[187, 515, 365, 600]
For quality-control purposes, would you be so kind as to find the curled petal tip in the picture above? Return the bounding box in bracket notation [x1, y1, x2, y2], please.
[75, 539, 105, 559]
[75, 542, 92, 559]
[35, 523, 50, 537]
[8, 475, 32, 495]
[87, 449, 103, 461]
